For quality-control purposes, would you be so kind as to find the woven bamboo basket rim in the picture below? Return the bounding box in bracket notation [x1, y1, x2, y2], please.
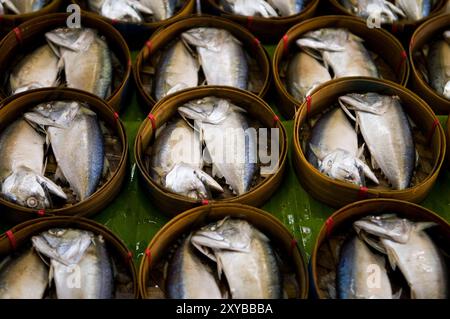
[273, 15, 410, 113]
[205, 0, 320, 22]
[310, 198, 450, 299]
[138, 203, 309, 299]
[0, 12, 132, 107]
[409, 13, 450, 109]
[0, 88, 128, 216]
[0, 0, 63, 19]
[327, 0, 447, 27]
[292, 77, 446, 197]
[71, 0, 196, 28]
[0, 215, 139, 298]
[134, 85, 288, 207]
[133, 14, 271, 106]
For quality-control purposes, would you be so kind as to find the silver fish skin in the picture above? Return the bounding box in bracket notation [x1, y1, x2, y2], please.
[167, 237, 223, 299]
[179, 97, 258, 196]
[191, 218, 282, 299]
[0, 248, 48, 299]
[339, 93, 415, 190]
[182, 28, 249, 90]
[355, 216, 448, 299]
[354, 214, 413, 244]
[267, 0, 304, 16]
[98, 0, 153, 23]
[46, 28, 112, 99]
[337, 236, 393, 299]
[140, 0, 177, 21]
[395, 0, 431, 21]
[427, 33, 450, 100]
[150, 118, 223, 200]
[32, 229, 113, 299]
[154, 40, 199, 101]
[297, 28, 379, 78]
[220, 0, 278, 17]
[24, 101, 104, 201]
[307, 108, 378, 186]
[0, 119, 67, 208]
[9, 44, 60, 94]
[287, 51, 331, 101]
[340, 0, 405, 23]
[3, 0, 47, 14]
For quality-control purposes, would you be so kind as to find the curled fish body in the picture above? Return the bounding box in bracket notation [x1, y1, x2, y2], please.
[427, 32, 450, 99]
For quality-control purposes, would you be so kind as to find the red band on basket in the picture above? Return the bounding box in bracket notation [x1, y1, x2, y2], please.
[325, 217, 334, 237]
[114, 112, 119, 120]
[127, 251, 133, 261]
[290, 238, 297, 254]
[273, 115, 280, 126]
[111, 19, 118, 25]
[145, 248, 152, 265]
[128, 59, 132, 68]
[283, 34, 289, 54]
[13, 27, 23, 45]
[427, 118, 439, 144]
[37, 209, 45, 217]
[396, 51, 407, 74]
[247, 16, 254, 29]
[306, 95, 312, 116]
[148, 113, 156, 130]
[358, 186, 369, 199]
[201, 199, 209, 206]
[6, 230, 17, 250]
[253, 37, 260, 47]
[146, 41, 153, 55]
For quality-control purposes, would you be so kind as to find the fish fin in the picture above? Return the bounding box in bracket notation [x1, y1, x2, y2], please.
[338, 99, 357, 122]
[371, 155, 379, 170]
[3, 0, 20, 14]
[414, 222, 437, 232]
[48, 262, 54, 288]
[35, 175, 67, 200]
[392, 289, 403, 299]
[384, 0, 406, 17]
[357, 231, 387, 255]
[194, 168, 224, 193]
[356, 158, 379, 184]
[215, 252, 224, 280]
[415, 149, 420, 169]
[384, 245, 398, 271]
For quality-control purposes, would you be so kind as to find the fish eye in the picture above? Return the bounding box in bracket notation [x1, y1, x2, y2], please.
[26, 197, 39, 208]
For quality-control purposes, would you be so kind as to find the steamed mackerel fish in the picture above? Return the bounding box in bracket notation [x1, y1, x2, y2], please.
[340, 0, 405, 23]
[220, 0, 278, 17]
[97, 0, 153, 23]
[0, 119, 67, 208]
[0, 0, 47, 14]
[167, 237, 223, 299]
[182, 28, 249, 90]
[154, 40, 199, 101]
[307, 108, 378, 187]
[9, 44, 60, 94]
[191, 218, 282, 299]
[179, 97, 258, 196]
[141, 0, 177, 21]
[427, 31, 450, 99]
[150, 118, 223, 200]
[339, 93, 415, 190]
[354, 215, 448, 299]
[338, 236, 393, 299]
[32, 229, 113, 299]
[0, 248, 48, 299]
[24, 101, 104, 201]
[46, 28, 112, 99]
[287, 51, 331, 101]
[395, 0, 431, 21]
[297, 28, 379, 78]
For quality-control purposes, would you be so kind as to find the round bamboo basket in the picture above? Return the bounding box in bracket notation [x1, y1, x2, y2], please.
[310, 199, 450, 299]
[327, 0, 446, 40]
[138, 203, 309, 299]
[0, 12, 132, 111]
[273, 15, 410, 119]
[0, 88, 128, 223]
[0, 216, 138, 299]
[71, 0, 196, 49]
[135, 86, 287, 215]
[133, 15, 271, 109]
[0, 0, 63, 38]
[292, 77, 445, 208]
[409, 14, 450, 114]
[203, 0, 320, 43]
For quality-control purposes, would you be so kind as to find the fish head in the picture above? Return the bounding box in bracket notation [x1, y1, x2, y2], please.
[296, 29, 347, 52]
[164, 163, 223, 200]
[1, 167, 67, 209]
[339, 93, 392, 115]
[181, 28, 221, 51]
[31, 228, 94, 265]
[45, 28, 96, 52]
[314, 148, 364, 186]
[191, 218, 253, 255]
[178, 98, 232, 124]
[24, 101, 81, 128]
[353, 214, 414, 244]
